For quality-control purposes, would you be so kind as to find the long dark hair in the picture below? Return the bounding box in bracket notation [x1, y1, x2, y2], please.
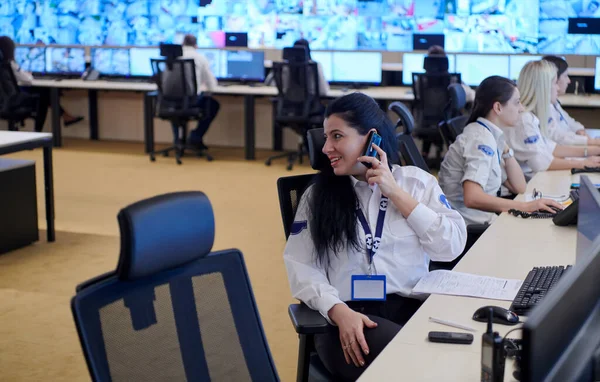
[0, 36, 16, 63]
[542, 55, 568, 77]
[309, 92, 399, 269]
[467, 76, 517, 124]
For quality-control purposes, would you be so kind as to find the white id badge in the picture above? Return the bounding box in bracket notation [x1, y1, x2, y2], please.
[351, 275, 386, 301]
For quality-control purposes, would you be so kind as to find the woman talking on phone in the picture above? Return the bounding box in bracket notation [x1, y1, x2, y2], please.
[283, 93, 466, 380]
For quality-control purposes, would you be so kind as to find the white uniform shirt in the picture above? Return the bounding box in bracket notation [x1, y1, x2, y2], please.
[502, 111, 557, 181]
[556, 102, 585, 133]
[546, 103, 587, 145]
[438, 117, 507, 225]
[283, 165, 467, 321]
[181, 46, 217, 93]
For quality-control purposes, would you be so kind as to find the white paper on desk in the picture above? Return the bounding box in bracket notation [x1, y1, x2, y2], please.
[412, 270, 523, 301]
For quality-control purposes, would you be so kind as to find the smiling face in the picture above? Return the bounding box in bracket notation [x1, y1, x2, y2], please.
[322, 114, 371, 178]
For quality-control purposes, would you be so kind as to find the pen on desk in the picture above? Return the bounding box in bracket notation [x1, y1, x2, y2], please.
[429, 316, 476, 332]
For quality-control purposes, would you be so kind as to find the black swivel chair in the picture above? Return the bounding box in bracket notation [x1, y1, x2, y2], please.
[266, 47, 325, 170]
[439, 83, 469, 146]
[0, 61, 39, 131]
[412, 70, 462, 169]
[388, 102, 430, 173]
[149, 51, 213, 165]
[71, 191, 279, 381]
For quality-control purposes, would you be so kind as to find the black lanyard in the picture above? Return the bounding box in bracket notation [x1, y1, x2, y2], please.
[355, 196, 388, 274]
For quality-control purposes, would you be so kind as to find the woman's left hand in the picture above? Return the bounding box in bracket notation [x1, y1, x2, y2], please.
[358, 144, 399, 197]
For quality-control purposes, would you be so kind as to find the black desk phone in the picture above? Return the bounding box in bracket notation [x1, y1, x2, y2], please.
[552, 199, 578, 226]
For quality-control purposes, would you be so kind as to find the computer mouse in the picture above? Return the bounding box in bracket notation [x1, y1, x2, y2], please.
[472, 305, 520, 326]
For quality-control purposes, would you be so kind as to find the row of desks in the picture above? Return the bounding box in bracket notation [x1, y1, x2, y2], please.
[30, 79, 600, 159]
[359, 170, 600, 381]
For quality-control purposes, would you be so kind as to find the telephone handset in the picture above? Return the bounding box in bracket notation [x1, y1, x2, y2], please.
[82, 67, 100, 81]
[361, 131, 382, 168]
[552, 199, 578, 226]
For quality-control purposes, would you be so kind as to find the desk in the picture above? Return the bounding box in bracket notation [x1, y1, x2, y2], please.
[0, 131, 55, 242]
[29, 79, 414, 158]
[558, 94, 600, 108]
[359, 170, 600, 381]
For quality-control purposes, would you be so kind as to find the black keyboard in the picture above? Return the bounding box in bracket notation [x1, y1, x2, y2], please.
[510, 265, 572, 315]
[102, 77, 151, 83]
[571, 166, 600, 174]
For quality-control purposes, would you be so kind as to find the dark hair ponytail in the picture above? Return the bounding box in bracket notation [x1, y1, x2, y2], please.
[467, 76, 517, 125]
[310, 92, 399, 268]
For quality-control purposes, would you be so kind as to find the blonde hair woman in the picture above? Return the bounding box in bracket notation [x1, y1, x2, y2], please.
[500, 60, 600, 180]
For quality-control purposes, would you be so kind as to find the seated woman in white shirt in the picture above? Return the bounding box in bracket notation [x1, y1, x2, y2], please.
[439, 76, 563, 226]
[502, 60, 600, 181]
[283, 92, 466, 381]
[542, 55, 600, 146]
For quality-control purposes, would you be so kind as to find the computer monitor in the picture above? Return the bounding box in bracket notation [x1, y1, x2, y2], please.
[595, 57, 600, 91]
[412, 33, 445, 50]
[576, 175, 600, 263]
[91, 48, 130, 77]
[221, 51, 264, 82]
[311, 51, 333, 82]
[455, 54, 509, 86]
[402, 53, 456, 85]
[509, 55, 543, 81]
[129, 48, 161, 77]
[225, 32, 248, 48]
[15, 46, 45, 74]
[45, 47, 86, 75]
[331, 52, 382, 85]
[197, 49, 222, 79]
[521, 234, 600, 382]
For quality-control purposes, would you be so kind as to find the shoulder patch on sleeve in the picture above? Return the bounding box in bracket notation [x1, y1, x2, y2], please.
[477, 144, 494, 156]
[524, 135, 540, 144]
[290, 220, 308, 235]
[439, 194, 452, 209]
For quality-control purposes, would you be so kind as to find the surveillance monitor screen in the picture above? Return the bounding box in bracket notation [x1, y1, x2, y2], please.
[311, 51, 333, 82]
[455, 54, 510, 86]
[129, 47, 161, 77]
[92, 48, 130, 76]
[402, 52, 456, 84]
[15, 46, 45, 73]
[331, 51, 382, 84]
[222, 50, 264, 81]
[45, 47, 85, 74]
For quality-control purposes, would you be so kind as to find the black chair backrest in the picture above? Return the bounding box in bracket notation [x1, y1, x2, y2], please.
[448, 115, 469, 140]
[397, 133, 430, 173]
[388, 101, 415, 135]
[306, 128, 328, 170]
[151, 58, 198, 118]
[282, 47, 309, 63]
[277, 174, 316, 239]
[412, 72, 462, 127]
[447, 83, 467, 119]
[424, 56, 449, 74]
[272, 61, 320, 121]
[72, 192, 279, 381]
[0, 62, 20, 112]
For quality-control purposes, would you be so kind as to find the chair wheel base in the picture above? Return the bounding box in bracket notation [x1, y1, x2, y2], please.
[265, 160, 272, 166]
[150, 155, 156, 162]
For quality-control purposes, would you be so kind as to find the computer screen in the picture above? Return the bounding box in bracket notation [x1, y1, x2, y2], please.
[522, 234, 600, 382]
[576, 175, 600, 262]
[197, 49, 223, 80]
[311, 51, 333, 82]
[413, 33, 445, 50]
[15, 46, 45, 73]
[129, 48, 161, 77]
[221, 50, 264, 82]
[595, 57, 600, 91]
[45, 47, 85, 74]
[331, 52, 382, 84]
[91, 48, 130, 76]
[455, 54, 510, 86]
[402, 53, 456, 85]
[509, 55, 543, 80]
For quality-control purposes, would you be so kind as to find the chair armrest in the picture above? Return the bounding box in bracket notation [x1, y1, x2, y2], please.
[288, 303, 331, 335]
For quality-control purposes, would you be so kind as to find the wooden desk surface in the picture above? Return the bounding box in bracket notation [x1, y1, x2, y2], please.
[359, 171, 600, 381]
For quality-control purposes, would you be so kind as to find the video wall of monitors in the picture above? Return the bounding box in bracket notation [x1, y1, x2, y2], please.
[2, 0, 600, 55]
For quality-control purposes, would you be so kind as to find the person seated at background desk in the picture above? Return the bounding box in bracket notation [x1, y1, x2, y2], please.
[180, 34, 219, 151]
[283, 93, 467, 381]
[0, 35, 84, 131]
[265, 38, 330, 96]
[502, 60, 600, 180]
[426, 45, 475, 104]
[439, 76, 563, 226]
[542, 55, 600, 146]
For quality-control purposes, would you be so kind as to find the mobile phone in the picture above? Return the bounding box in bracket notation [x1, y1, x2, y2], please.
[361, 131, 382, 168]
[428, 331, 474, 345]
[481, 331, 505, 382]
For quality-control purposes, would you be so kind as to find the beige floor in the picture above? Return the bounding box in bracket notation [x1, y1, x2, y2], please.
[0, 139, 316, 381]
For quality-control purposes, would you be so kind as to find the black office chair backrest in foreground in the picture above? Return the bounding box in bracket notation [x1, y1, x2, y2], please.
[151, 58, 197, 114]
[0, 62, 39, 131]
[71, 192, 278, 381]
[388, 102, 430, 173]
[439, 84, 469, 146]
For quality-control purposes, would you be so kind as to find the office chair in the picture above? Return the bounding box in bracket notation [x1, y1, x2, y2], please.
[71, 191, 279, 381]
[388, 102, 430, 173]
[266, 48, 325, 171]
[438, 83, 469, 146]
[149, 57, 213, 165]
[0, 61, 39, 131]
[411, 72, 462, 169]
